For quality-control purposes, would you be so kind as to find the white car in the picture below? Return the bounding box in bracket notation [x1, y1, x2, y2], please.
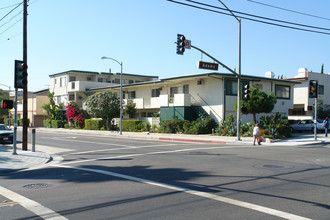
[0, 124, 13, 144]
[290, 119, 324, 133]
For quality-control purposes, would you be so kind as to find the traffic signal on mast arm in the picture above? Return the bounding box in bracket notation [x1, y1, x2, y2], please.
[1, 100, 13, 109]
[176, 34, 186, 55]
[242, 84, 250, 100]
[309, 80, 318, 98]
[15, 60, 27, 89]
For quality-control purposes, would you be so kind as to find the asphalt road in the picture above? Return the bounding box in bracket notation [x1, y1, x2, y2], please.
[1, 130, 330, 219]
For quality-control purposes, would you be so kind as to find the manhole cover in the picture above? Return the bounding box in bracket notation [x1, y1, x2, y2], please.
[263, 165, 284, 168]
[23, 183, 51, 190]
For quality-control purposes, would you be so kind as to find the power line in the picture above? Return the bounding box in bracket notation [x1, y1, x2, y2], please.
[167, 0, 330, 35]
[0, 2, 23, 23]
[247, 0, 330, 21]
[0, 2, 22, 11]
[184, 0, 330, 31]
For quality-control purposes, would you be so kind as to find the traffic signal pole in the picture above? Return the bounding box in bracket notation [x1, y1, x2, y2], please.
[22, 0, 28, 151]
[314, 97, 317, 141]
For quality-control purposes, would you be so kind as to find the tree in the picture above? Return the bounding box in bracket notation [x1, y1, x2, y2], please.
[236, 84, 277, 123]
[85, 91, 120, 130]
[42, 92, 63, 120]
[125, 101, 136, 118]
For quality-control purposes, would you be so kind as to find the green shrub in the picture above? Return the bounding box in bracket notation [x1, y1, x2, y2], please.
[259, 113, 290, 138]
[18, 118, 30, 126]
[51, 120, 65, 128]
[140, 122, 151, 132]
[85, 119, 103, 130]
[3, 118, 14, 126]
[43, 119, 52, 128]
[159, 119, 188, 133]
[217, 114, 237, 136]
[122, 120, 143, 132]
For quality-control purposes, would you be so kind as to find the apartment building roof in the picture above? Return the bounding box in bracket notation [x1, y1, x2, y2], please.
[86, 72, 300, 91]
[49, 70, 159, 79]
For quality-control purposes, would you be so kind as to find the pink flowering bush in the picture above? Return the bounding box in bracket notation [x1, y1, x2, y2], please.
[66, 102, 85, 128]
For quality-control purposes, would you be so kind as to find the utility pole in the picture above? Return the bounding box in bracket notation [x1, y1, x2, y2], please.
[22, 0, 28, 151]
[217, 0, 242, 141]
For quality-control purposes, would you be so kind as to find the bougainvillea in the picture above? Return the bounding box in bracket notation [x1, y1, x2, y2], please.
[66, 101, 85, 128]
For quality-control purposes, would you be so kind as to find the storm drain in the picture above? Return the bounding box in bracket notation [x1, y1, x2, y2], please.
[23, 183, 51, 190]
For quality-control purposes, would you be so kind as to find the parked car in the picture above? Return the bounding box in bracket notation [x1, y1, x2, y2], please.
[290, 119, 324, 133]
[0, 124, 13, 144]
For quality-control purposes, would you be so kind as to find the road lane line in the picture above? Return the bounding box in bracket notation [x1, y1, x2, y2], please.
[59, 145, 248, 165]
[65, 143, 180, 156]
[0, 186, 68, 220]
[55, 165, 311, 220]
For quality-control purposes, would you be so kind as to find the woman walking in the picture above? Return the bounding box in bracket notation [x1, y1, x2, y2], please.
[253, 123, 261, 145]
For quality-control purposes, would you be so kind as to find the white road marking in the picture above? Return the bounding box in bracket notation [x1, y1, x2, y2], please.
[0, 186, 68, 220]
[55, 164, 311, 220]
[65, 143, 180, 156]
[59, 145, 248, 165]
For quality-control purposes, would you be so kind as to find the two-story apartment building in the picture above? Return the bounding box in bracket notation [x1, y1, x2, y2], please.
[287, 68, 330, 120]
[88, 71, 298, 124]
[14, 89, 49, 127]
[49, 70, 158, 108]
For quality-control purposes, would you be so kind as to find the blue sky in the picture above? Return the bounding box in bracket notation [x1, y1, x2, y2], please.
[1, 0, 329, 91]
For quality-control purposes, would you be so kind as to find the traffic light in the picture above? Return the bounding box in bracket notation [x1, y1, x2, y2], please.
[176, 34, 186, 55]
[309, 80, 318, 98]
[15, 60, 27, 89]
[1, 100, 13, 109]
[242, 84, 250, 100]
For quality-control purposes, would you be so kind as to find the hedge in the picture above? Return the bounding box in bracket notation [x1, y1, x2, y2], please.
[122, 120, 143, 132]
[51, 120, 65, 128]
[4, 118, 14, 126]
[85, 119, 103, 130]
[43, 119, 52, 128]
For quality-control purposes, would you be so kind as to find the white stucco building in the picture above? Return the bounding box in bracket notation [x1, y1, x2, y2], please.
[49, 70, 158, 108]
[287, 68, 330, 120]
[89, 71, 298, 124]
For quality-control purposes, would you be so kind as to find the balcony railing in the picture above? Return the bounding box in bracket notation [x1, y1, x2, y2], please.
[123, 94, 192, 109]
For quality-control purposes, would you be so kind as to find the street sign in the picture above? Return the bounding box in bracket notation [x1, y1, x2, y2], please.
[184, 40, 191, 49]
[197, 61, 219, 70]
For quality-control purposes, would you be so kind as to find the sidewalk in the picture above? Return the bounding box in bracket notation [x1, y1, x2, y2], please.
[0, 128, 329, 174]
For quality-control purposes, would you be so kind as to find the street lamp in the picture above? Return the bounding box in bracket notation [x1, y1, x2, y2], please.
[101, 56, 123, 135]
[217, 0, 242, 141]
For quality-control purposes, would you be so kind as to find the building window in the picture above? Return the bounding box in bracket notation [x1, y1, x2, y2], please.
[71, 82, 75, 89]
[54, 79, 57, 84]
[275, 85, 290, 99]
[69, 95, 75, 101]
[319, 85, 324, 95]
[225, 79, 237, 95]
[127, 91, 136, 99]
[87, 77, 92, 81]
[69, 76, 76, 82]
[225, 79, 249, 95]
[170, 87, 178, 97]
[60, 77, 66, 87]
[183, 84, 189, 94]
[114, 79, 120, 84]
[129, 80, 134, 84]
[152, 88, 161, 97]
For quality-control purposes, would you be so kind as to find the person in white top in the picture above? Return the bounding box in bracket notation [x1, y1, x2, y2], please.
[253, 123, 261, 145]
